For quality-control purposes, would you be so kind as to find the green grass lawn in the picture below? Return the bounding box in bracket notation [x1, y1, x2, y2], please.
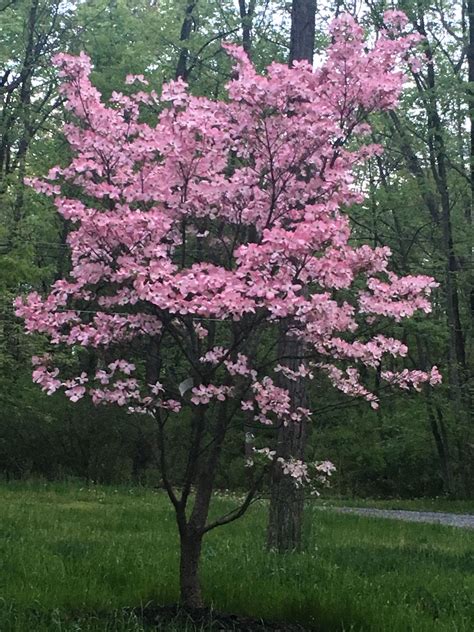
[0, 482, 472, 631]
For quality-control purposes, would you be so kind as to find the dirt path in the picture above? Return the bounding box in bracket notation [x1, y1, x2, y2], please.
[330, 506, 474, 529]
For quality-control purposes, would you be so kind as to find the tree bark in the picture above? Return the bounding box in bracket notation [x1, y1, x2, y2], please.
[179, 527, 204, 608]
[266, 0, 316, 553]
[467, 0, 474, 227]
[465, 0, 474, 413]
[289, 0, 316, 66]
[175, 1, 198, 81]
[160, 395, 231, 608]
[238, 0, 256, 57]
[12, 0, 38, 225]
[426, 394, 454, 495]
[267, 337, 309, 551]
[177, 425, 224, 607]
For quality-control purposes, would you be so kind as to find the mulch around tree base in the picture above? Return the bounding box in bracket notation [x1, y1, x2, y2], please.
[135, 604, 311, 631]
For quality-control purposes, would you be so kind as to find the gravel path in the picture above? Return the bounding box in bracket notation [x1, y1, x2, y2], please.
[330, 507, 474, 529]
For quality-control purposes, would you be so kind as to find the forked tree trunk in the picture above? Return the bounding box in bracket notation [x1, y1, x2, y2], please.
[177, 475, 215, 607]
[173, 404, 229, 608]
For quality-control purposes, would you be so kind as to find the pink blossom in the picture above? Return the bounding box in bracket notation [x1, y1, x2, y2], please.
[381, 366, 442, 391]
[193, 322, 208, 339]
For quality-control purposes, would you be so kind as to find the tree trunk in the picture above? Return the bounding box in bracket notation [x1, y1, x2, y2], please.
[267, 327, 310, 552]
[179, 527, 204, 608]
[12, 0, 38, 226]
[173, 402, 230, 607]
[267, 475, 305, 551]
[175, 1, 198, 81]
[267, 349, 309, 551]
[415, 11, 467, 378]
[289, 0, 316, 66]
[426, 396, 454, 496]
[177, 456, 218, 607]
[266, 0, 316, 553]
[467, 0, 474, 227]
[238, 0, 256, 57]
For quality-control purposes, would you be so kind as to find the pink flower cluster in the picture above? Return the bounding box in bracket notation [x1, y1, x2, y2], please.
[274, 363, 314, 381]
[277, 457, 310, 488]
[318, 363, 380, 409]
[249, 377, 312, 425]
[381, 367, 442, 391]
[190, 384, 234, 405]
[359, 273, 438, 322]
[224, 354, 256, 378]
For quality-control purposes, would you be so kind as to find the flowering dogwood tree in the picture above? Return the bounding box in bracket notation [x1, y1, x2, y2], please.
[16, 12, 441, 608]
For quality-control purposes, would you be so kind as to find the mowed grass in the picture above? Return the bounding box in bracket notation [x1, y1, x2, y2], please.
[0, 482, 472, 631]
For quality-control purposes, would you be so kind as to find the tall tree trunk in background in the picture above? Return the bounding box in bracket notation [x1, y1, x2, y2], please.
[416, 335, 455, 495]
[267, 0, 316, 553]
[238, 0, 256, 57]
[467, 1, 474, 228]
[267, 331, 310, 551]
[463, 0, 474, 495]
[289, 0, 316, 67]
[466, 0, 474, 392]
[175, 1, 198, 80]
[12, 0, 38, 226]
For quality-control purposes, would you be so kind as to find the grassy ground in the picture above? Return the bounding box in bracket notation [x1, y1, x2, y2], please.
[0, 482, 472, 631]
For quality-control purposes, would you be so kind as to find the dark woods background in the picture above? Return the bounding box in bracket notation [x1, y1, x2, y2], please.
[0, 0, 472, 498]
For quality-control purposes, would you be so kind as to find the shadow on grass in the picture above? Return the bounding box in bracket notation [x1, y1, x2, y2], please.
[0, 601, 368, 632]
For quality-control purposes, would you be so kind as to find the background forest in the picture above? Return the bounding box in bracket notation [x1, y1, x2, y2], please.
[1, 0, 472, 499]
